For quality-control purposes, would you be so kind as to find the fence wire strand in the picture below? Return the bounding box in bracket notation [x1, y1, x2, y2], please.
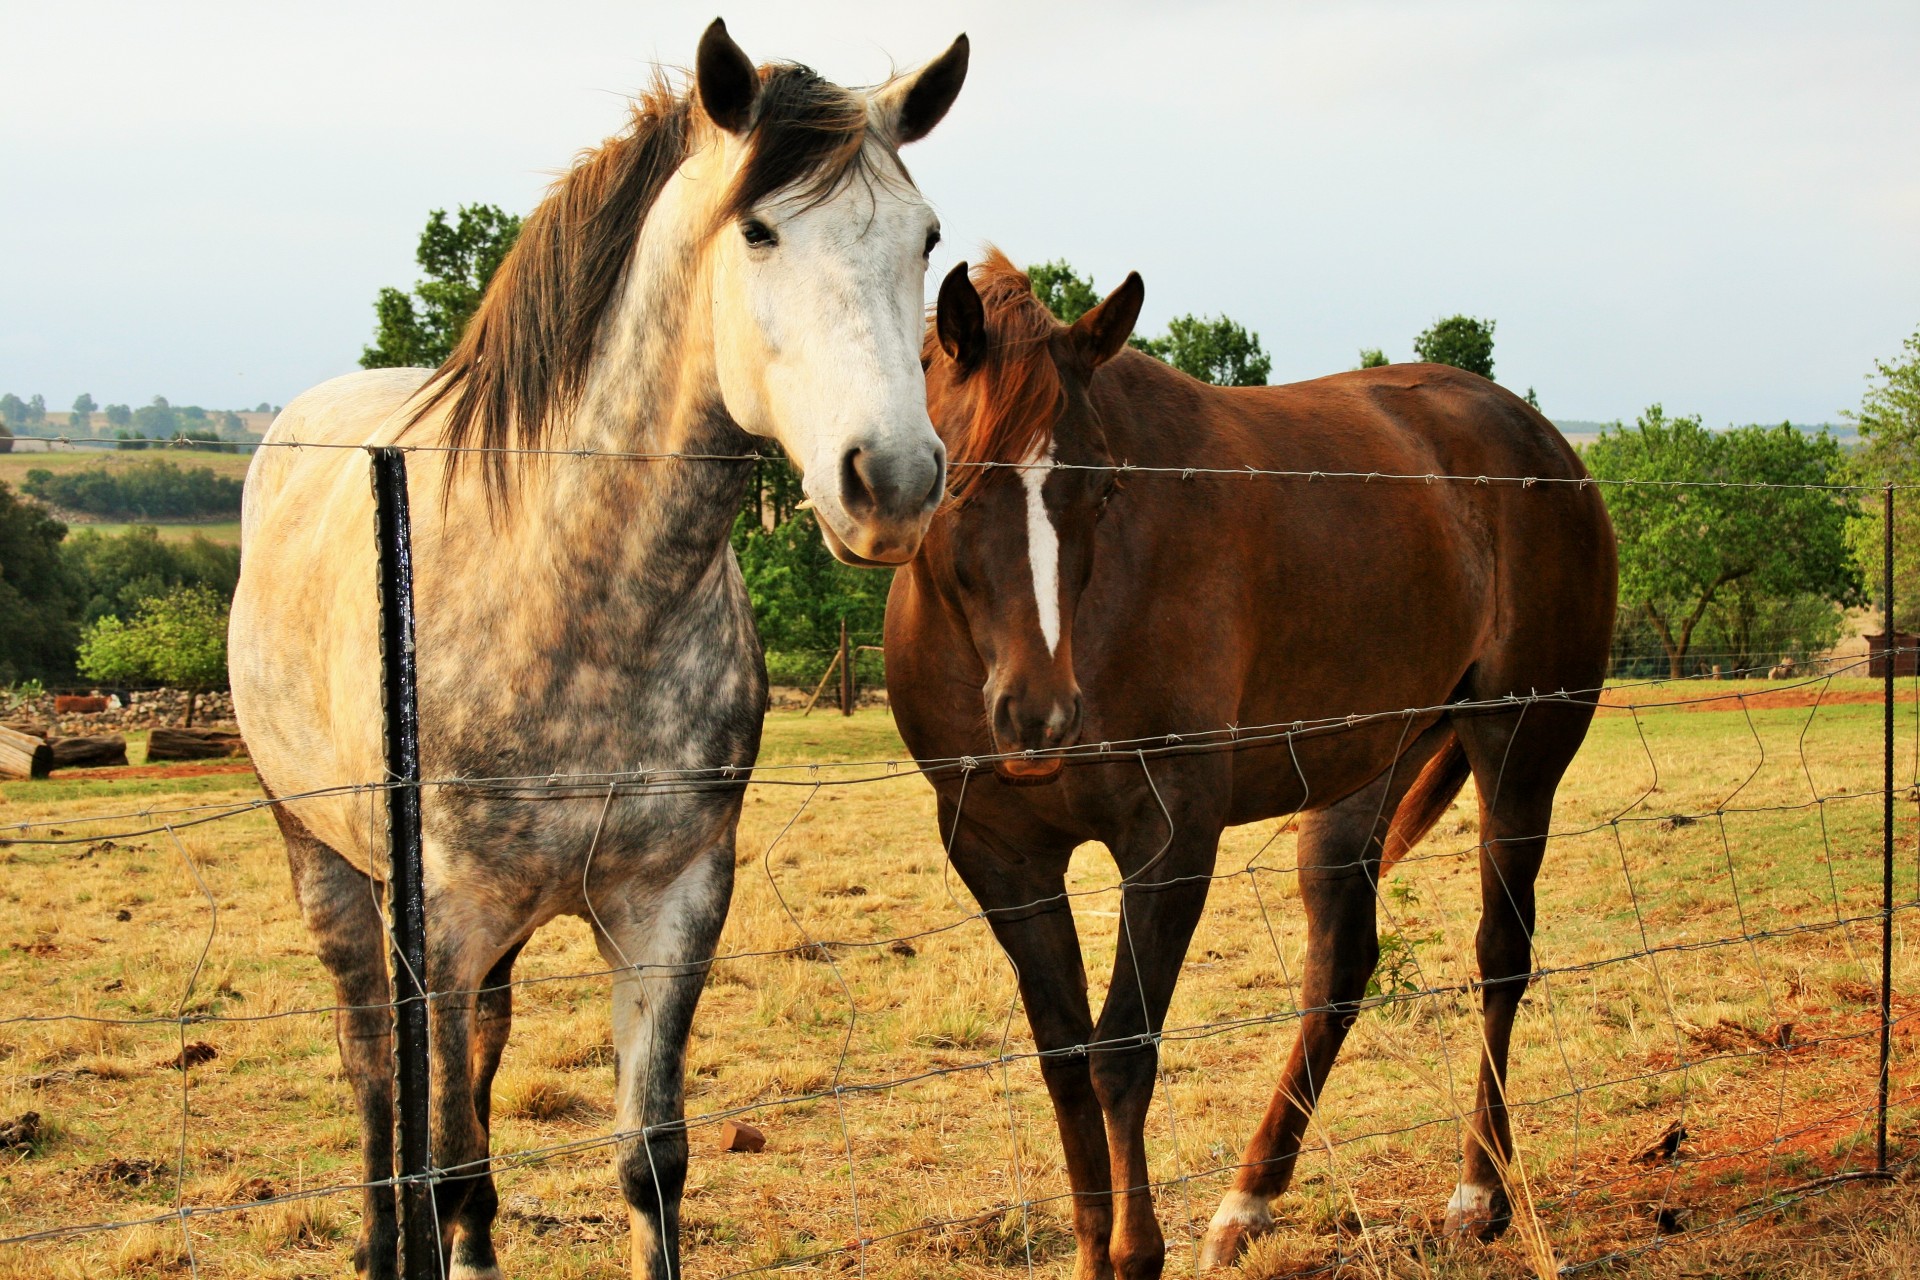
[3, 461, 1916, 1277]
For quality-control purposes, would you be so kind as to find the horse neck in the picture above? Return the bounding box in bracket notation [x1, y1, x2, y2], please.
[506, 217, 751, 611]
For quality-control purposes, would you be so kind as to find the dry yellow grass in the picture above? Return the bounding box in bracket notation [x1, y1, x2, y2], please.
[2, 688, 1920, 1277]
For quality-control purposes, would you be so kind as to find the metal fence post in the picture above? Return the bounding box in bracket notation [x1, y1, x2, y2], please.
[1881, 481, 1896, 1177]
[839, 617, 853, 717]
[371, 447, 436, 1278]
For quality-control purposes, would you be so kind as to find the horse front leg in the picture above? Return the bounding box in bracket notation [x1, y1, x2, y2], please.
[943, 811, 1114, 1280]
[590, 844, 735, 1280]
[1089, 824, 1222, 1280]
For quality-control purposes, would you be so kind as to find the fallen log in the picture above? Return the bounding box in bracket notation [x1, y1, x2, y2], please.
[0, 726, 52, 780]
[145, 727, 246, 762]
[49, 735, 129, 770]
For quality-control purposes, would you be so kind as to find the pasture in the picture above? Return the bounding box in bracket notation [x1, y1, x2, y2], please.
[3, 688, 1919, 1278]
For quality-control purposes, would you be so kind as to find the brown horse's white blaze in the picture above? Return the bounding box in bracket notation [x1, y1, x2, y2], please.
[888, 254, 1616, 1278]
[231, 21, 967, 1280]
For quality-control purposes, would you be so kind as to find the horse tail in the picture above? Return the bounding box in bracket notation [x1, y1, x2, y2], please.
[1381, 731, 1470, 873]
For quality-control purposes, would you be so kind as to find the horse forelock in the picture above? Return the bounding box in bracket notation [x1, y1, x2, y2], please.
[935, 251, 1067, 504]
[414, 63, 888, 507]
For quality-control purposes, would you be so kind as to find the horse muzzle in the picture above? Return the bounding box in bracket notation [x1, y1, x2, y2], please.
[989, 689, 1083, 785]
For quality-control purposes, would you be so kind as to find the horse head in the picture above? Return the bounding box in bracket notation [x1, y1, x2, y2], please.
[698, 21, 968, 564]
[920, 255, 1144, 781]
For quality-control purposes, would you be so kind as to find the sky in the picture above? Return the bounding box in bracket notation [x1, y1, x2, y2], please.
[3, 1, 1916, 426]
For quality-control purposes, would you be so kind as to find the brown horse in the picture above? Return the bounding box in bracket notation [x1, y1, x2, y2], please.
[885, 255, 1616, 1278]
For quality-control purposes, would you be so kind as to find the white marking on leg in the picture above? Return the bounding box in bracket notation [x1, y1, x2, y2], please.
[1022, 443, 1061, 657]
[1447, 1181, 1498, 1221]
[1208, 1189, 1274, 1231]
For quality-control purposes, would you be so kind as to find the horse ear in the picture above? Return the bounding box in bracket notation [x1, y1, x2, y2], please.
[696, 17, 759, 135]
[1070, 272, 1145, 369]
[936, 262, 987, 368]
[872, 34, 970, 145]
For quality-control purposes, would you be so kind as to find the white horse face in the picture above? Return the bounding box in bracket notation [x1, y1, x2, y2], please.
[699, 24, 968, 566]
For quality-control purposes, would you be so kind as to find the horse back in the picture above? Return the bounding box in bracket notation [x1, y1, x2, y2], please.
[1076, 359, 1613, 823]
[232, 368, 437, 867]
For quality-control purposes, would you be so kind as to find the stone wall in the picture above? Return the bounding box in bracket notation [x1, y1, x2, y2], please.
[10, 689, 237, 735]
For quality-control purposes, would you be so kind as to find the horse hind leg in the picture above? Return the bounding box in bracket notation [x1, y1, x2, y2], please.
[1197, 724, 1453, 1272]
[1444, 701, 1588, 1240]
[448, 941, 526, 1280]
[276, 807, 398, 1280]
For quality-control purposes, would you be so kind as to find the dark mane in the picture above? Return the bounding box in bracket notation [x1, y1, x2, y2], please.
[927, 249, 1066, 502]
[415, 65, 884, 502]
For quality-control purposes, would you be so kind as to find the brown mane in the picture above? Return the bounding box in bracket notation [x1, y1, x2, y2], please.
[415, 64, 885, 502]
[928, 250, 1067, 502]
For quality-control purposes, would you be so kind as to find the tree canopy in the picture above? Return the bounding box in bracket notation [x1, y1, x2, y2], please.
[1843, 325, 1920, 627]
[78, 584, 230, 724]
[1027, 260, 1103, 325]
[1584, 407, 1861, 678]
[1133, 315, 1272, 386]
[61, 526, 241, 625]
[1026, 258, 1271, 386]
[1413, 315, 1496, 380]
[362, 204, 524, 369]
[0, 482, 79, 683]
[1357, 348, 1389, 369]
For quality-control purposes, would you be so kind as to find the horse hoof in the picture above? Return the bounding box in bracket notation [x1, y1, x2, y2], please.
[1199, 1192, 1274, 1270]
[1198, 1224, 1258, 1270]
[1443, 1182, 1512, 1241]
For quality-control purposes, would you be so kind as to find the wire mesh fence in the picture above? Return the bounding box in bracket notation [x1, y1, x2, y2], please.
[2, 446, 1917, 1278]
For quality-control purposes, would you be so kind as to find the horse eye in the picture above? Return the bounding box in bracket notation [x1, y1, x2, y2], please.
[923, 227, 941, 257]
[741, 219, 777, 248]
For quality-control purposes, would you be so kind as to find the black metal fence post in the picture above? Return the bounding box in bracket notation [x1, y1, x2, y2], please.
[1881, 481, 1896, 1177]
[839, 617, 853, 717]
[371, 447, 436, 1278]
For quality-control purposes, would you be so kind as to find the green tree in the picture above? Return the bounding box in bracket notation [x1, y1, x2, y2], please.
[1133, 315, 1272, 386]
[1843, 326, 1920, 628]
[0, 394, 25, 427]
[77, 584, 230, 725]
[104, 403, 132, 428]
[1358, 348, 1389, 369]
[24, 394, 45, 426]
[1413, 315, 1496, 380]
[61, 526, 241, 626]
[0, 482, 80, 683]
[71, 393, 97, 434]
[1028, 260, 1103, 325]
[22, 460, 244, 520]
[1584, 407, 1861, 678]
[362, 204, 524, 369]
[133, 396, 177, 438]
[1025, 257, 1272, 386]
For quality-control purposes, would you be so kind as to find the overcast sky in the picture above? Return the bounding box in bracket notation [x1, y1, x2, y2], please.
[3, 1, 1915, 426]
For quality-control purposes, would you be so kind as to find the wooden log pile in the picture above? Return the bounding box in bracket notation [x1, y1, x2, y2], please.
[0, 726, 52, 780]
[145, 728, 247, 762]
[1, 726, 135, 778]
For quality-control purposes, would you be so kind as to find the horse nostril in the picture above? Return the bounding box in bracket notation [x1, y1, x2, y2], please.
[840, 447, 878, 520]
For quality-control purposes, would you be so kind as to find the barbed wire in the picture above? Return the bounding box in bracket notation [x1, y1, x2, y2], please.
[7, 428, 1910, 492]
[4, 480, 1917, 1276]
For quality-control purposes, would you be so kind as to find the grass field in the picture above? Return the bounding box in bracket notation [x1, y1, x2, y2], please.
[1, 445, 252, 546]
[0, 447, 255, 483]
[4, 686, 1920, 1278]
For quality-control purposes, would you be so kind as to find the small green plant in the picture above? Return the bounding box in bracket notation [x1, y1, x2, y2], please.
[2, 679, 44, 715]
[1367, 929, 1441, 1003]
